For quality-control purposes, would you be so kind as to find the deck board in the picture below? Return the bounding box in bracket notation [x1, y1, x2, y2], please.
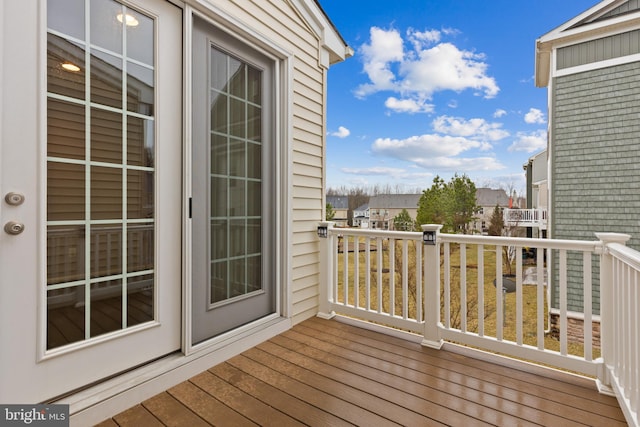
[104, 317, 626, 426]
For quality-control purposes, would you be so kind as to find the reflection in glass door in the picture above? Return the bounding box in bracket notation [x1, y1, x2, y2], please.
[47, 0, 157, 349]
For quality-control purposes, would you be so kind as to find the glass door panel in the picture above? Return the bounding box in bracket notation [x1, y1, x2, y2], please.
[46, 0, 156, 350]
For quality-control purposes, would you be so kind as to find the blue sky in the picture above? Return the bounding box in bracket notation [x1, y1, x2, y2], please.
[321, 0, 599, 194]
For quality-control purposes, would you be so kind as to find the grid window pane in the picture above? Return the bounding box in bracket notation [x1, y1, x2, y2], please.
[90, 280, 123, 338]
[46, 0, 157, 350]
[208, 46, 263, 305]
[91, 107, 123, 164]
[47, 162, 85, 221]
[47, 34, 86, 100]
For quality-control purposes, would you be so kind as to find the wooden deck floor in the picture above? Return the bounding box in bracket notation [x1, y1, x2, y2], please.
[97, 317, 626, 426]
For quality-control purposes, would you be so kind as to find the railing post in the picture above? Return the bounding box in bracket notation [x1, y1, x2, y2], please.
[422, 224, 444, 349]
[317, 221, 336, 319]
[595, 232, 630, 394]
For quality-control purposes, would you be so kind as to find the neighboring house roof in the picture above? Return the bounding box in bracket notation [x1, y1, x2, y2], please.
[354, 203, 369, 212]
[476, 188, 509, 207]
[369, 194, 421, 209]
[535, 0, 638, 87]
[326, 195, 349, 209]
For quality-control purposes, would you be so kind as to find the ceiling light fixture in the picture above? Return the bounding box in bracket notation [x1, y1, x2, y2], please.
[61, 62, 81, 72]
[117, 13, 139, 27]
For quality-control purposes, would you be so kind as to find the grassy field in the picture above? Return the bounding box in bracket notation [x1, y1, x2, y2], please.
[335, 237, 599, 360]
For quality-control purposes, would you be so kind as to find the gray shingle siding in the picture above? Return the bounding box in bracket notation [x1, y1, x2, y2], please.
[551, 61, 640, 314]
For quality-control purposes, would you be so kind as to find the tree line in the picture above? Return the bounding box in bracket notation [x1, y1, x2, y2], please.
[327, 174, 514, 237]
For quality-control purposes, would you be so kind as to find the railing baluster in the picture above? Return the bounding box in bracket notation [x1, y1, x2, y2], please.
[444, 242, 451, 329]
[559, 249, 568, 356]
[365, 237, 371, 311]
[583, 251, 593, 361]
[331, 231, 340, 303]
[622, 263, 630, 391]
[496, 244, 503, 341]
[537, 248, 545, 350]
[343, 236, 349, 306]
[377, 237, 383, 314]
[354, 236, 360, 309]
[389, 239, 395, 317]
[460, 243, 467, 333]
[478, 244, 484, 337]
[516, 246, 523, 346]
[633, 267, 639, 413]
[402, 240, 409, 320]
[416, 242, 422, 322]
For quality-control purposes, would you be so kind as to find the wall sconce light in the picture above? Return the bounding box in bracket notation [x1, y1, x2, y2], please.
[422, 230, 436, 245]
[317, 225, 328, 238]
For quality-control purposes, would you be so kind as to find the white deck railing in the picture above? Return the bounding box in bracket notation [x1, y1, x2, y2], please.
[318, 223, 639, 427]
[600, 235, 640, 427]
[503, 208, 547, 228]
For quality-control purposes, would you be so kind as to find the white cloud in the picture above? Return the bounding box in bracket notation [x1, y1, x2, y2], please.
[329, 126, 351, 138]
[432, 116, 509, 142]
[508, 130, 547, 153]
[341, 166, 434, 181]
[355, 27, 404, 98]
[385, 97, 434, 114]
[399, 42, 499, 98]
[371, 134, 505, 171]
[341, 166, 406, 176]
[493, 109, 507, 118]
[407, 28, 441, 50]
[355, 27, 499, 105]
[524, 108, 546, 124]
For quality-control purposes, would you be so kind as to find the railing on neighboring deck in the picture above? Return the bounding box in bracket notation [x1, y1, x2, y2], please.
[317, 223, 639, 427]
[503, 208, 547, 228]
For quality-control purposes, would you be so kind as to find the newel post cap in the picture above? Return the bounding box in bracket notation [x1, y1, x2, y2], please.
[595, 232, 631, 245]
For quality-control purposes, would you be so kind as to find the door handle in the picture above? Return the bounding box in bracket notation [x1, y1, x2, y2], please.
[4, 221, 25, 235]
[5, 192, 25, 206]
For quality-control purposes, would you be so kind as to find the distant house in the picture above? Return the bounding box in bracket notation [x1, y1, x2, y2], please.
[326, 195, 349, 227]
[368, 194, 421, 230]
[0, 0, 351, 417]
[353, 203, 370, 228]
[472, 188, 510, 234]
[535, 0, 640, 338]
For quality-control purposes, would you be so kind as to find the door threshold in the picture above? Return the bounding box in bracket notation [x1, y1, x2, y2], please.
[62, 317, 291, 426]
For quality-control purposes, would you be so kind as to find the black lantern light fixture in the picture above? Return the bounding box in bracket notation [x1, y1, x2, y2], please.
[422, 229, 436, 245]
[317, 224, 328, 238]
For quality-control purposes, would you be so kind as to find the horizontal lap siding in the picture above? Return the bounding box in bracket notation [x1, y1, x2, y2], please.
[221, 0, 326, 322]
[551, 61, 640, 312]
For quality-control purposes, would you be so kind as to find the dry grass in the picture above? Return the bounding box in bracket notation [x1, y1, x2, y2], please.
[335, 237, 599, 361]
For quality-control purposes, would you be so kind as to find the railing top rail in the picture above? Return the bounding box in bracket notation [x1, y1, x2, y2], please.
[606, 242, 640, 271]
[440, 233, 601, 252]
[328, 228, 422, 241]
[326, 227, 602, 252]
